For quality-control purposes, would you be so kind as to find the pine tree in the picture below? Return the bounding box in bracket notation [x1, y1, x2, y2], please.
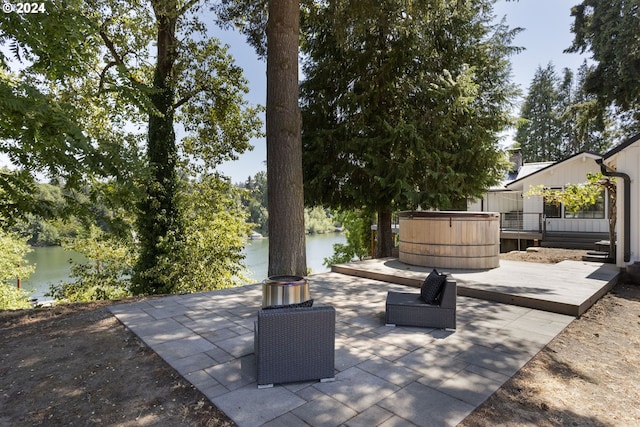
[265, 0, 307, 277]
[516, 64, 564, 162]
[516, 62, 611, 162]
[300, 0, 517, 256]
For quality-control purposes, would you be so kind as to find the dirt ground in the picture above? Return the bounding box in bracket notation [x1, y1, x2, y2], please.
[1, 248, 639, 426]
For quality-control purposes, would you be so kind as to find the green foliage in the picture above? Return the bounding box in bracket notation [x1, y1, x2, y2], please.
[0, 2, 141, 225]
[7, 178, 128, 247]
[135, 175, 252, 294]
[129, 1, 262, 293]
[525, 173, 608, 213]
[323, 210, 372, 267]
[516, 63, 610, 163]
[3, 1, 261, 297]
[27, 217, 60, 246]
[213, 0, 269, 58]
[239, 171, 269, 234]
[48, 226, 134, 303]
[300, 0, 517, 256]
[304, 207, 336, 235]
[301, 0, 517, 213]
[238, 171, 338, 236]
[525, 171, 617, 258]
[0, 230, 34, 309]
[568, 0, 640, 121]
[516, 64, 564, 162]
[0, 283, 32, 310]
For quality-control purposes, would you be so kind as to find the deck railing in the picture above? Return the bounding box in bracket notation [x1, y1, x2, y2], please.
[500, 212, 543, 233]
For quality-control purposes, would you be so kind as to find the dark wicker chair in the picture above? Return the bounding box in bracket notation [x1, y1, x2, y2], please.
[385, 277, 456, 329]
[254, 305, 336, 388]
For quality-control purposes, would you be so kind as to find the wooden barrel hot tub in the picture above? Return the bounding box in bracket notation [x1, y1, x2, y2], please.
[398, 211, 500, 269]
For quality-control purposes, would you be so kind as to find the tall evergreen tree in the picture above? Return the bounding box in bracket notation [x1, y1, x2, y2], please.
[265, 0, 307, 277]
[300, 0, 517, 257]
[560, 61, 610, 155]
[515, 64, 564, 162]
[215, 0, 307, 276]
[516, 62, 610, 162]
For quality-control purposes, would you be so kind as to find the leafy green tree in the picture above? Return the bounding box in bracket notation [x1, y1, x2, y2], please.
[568, 0, 640, 122]
[559, 62, 610, 155]
[3, 1, 262, 295]
[239, 171, 269, 234]
[214, 0, 269, 58]
[301, 0, 517, 257]
[172, 176, 252, 292]
[239, 170, 338, 236]
[132, 0, 261, 293]
[8, 182, 82, 246]
[0, 230, 34, 309]
[323, 209, 372, 267]
[48, 225, 134, 302]
[304, 206, 335, 234]
[0, 2, 140, 226]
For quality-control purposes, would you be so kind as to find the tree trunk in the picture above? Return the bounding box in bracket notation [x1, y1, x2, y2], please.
[266, 0, 307, 277]
[133, 4, 181, 294]
[375, 208, 393, 258]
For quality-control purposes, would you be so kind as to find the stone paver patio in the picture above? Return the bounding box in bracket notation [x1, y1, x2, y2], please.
[106, 267, 603, 426]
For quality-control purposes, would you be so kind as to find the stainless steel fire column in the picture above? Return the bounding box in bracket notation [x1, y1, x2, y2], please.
[262, 276, 310, 307]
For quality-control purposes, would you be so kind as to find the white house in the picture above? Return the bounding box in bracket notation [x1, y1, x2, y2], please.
[469, 151, 610, 251]
[505, 151, 607, 234]
[599, 132, 640, 268]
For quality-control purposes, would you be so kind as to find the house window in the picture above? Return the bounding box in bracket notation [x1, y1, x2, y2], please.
[543, 189, 561, 218]
[565, 189, 605, 219]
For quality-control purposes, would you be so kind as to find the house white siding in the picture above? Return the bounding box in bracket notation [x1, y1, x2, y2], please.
[510, 153, 608, 234]
[604, 140, 640, 266]
[468, 191, 520, 213]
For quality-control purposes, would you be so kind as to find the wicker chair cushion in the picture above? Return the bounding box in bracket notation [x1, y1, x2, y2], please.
[420, 269, 446, 304]
[262, 299, 314, 310]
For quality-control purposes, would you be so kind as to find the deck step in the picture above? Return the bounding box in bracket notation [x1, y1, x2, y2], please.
[582, 252, 615, 263]
[541, 232, 609, 250]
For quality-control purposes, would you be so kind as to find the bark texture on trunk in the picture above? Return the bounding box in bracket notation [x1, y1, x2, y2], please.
[376, 208, 393, 258]
[266, 0, 307, 277]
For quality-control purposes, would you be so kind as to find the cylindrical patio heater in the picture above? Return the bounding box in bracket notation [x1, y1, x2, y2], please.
[262, 275, 310, 307]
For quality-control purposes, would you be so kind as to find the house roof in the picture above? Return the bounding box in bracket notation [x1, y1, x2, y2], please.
[514, 162, 554, 181]
[488, 161, 552, 191]
[602, 132, 640, 159]
[505, 151, 601, 190]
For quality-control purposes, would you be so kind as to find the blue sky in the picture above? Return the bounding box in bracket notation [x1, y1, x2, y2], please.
[216, 0, 590, 184]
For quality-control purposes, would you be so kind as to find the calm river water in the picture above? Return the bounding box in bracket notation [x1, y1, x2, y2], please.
[21, 232, 346, 302]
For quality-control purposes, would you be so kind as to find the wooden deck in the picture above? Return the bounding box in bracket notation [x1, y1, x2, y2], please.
[332, 258, 621, 317]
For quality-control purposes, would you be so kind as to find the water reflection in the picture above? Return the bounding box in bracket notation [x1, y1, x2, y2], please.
[22, 232, 347, 300]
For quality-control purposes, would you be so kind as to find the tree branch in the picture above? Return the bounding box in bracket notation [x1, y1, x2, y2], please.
[173, 81, 212, 109]
[178, 0, 200, 16]
[174, 87, 203, 110]
[98, 61, 118, 94]
[99, 21, 144, 87]
[100, 24, 126, 68]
